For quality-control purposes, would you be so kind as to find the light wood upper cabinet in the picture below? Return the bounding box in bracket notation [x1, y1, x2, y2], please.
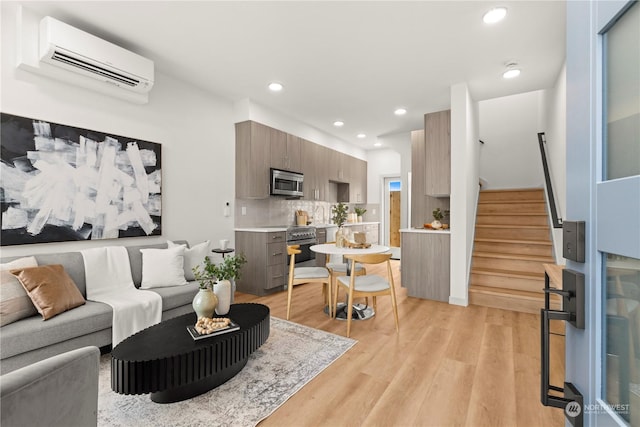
[302, 140, 328, 201]
[424, 110, 451, 196]
[236, 121, 270, 199]
[349, 157, 367, 204]
[271, 130, 302, 172]
[235, 120, 367, 203]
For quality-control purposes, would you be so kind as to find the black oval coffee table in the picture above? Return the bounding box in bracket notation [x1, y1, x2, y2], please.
[111, 303, 270, 403]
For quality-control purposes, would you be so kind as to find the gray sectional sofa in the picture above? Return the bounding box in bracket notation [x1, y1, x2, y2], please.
[0, 241, 201, 374]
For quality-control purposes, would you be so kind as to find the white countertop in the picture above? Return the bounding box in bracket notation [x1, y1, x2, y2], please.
[400, 228, 451, 234]
[235, 227, 287, 233]
[236, 222, 380, 232]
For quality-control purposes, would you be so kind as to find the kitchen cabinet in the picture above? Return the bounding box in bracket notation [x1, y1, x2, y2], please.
[302, 141, 329, 201]
[424, 110, 451, 196]
[235, 230, 287, 296]
[400, 230, 450, 301]
[329, 150, 350, 183]
[235, 121, 271, 199]
[411, 129, 449, 227]
[315, 228, 327, 267]
[271, 130, 302, 172]
[235, 120, 368, 203]
[349, 158, 367, 204]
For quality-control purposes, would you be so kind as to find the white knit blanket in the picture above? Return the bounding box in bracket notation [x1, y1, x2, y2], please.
[81, 246, 162, 346]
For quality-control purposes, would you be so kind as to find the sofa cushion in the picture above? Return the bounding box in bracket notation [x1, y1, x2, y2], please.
[126, 243, 169, 287]
[0, 301, 112, 359]
[168, 240, 210, 281]
[11, 265, 86, 320]
[1, 257, 39, 327]
[139, 246, 188, 289]
[148, 281, 200, 311]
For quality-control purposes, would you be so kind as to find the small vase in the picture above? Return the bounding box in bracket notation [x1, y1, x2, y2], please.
[192, 288, 218, 318]
[335, 226, 346, 248]
[214, 279, 232, 315]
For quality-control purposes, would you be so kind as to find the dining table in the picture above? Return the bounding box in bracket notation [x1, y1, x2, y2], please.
[310, 243, 390, 321]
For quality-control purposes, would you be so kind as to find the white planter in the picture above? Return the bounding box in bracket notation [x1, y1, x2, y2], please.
[214, 280, 232, 315]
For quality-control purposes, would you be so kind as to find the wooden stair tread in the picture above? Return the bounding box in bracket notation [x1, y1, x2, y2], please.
[472, 251, 555, 262]
[469, 285, 548, 300]
[476, 224, 549, 230]
[471, 267, 544, 280]
[478, 199, 545, 204]
[480, 188, 544, 193]
[474, 237, 552, 246]
[476, 212, 547, 216]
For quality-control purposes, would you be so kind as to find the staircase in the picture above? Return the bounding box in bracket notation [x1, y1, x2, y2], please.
[469, 188, 560, 313]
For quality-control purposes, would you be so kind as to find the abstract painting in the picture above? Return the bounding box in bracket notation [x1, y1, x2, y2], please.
[1, 113, 161, 246]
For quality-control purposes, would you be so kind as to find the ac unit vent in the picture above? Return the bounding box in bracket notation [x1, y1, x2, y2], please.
[39, 16, 154, 94]
[50, 49, 140, 87]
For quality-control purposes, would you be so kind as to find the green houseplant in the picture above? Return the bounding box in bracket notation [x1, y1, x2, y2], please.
[331, 203, 348, 227]
[354, 206, 367, 222]
[331, 203, 349, 247]
[431, 208, 450, 229]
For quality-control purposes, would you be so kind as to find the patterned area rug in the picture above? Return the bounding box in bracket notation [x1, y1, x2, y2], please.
[97, 317, 356, 427]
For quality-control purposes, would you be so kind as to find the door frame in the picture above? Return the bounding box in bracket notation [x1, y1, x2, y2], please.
[566, 1, 639, 424]
[380, 175, 402, 247]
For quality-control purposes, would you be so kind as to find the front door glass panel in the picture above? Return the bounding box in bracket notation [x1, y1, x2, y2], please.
[604, 2, 639, 181]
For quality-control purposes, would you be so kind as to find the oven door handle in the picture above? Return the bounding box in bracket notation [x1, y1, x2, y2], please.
[287, 239, 318, 246]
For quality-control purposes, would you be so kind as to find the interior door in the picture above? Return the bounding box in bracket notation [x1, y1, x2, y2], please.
[566, 1, 640, 425]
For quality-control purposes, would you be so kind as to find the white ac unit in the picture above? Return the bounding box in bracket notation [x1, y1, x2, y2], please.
[39, 16, 154, 94]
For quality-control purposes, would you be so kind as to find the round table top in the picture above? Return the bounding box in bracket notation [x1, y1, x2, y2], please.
[310, 243, 390, 255]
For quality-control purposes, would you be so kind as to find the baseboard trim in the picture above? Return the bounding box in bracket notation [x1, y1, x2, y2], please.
[449, 296, 469, 306]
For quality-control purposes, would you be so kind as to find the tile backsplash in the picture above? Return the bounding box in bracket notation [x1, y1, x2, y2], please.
[235, 198, 380, 227]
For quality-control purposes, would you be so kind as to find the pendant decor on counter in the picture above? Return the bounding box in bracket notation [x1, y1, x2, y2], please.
[335, 227, 346, 248]
[192, 288, 218, 318]
[214, 280, 232, 315]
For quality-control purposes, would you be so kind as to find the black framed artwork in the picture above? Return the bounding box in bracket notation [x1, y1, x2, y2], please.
[1, 112, 162, 246]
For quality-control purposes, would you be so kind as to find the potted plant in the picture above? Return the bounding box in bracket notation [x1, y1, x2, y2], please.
[191, 256, 219, 318]
[193, 254, 246, 315]
[354, 206, 367, 222]
[431, 208, 450, 230]
[331, 203, 349, 247]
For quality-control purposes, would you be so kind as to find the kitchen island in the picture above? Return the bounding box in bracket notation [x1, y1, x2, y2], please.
[400, 228, 450, 302]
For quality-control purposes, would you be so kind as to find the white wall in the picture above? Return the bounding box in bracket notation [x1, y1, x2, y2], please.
[449, 83, 480, 306]
[541, 64, 567, 263]
[366, 148, 401, 204]
[478, 90, 545, 190]
[1, 2, 236, 258]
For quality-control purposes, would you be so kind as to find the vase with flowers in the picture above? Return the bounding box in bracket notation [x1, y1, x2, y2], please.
[332, 202, 349, 247]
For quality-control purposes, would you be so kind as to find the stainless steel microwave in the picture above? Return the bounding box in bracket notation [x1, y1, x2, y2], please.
[270, 168, 303, 197]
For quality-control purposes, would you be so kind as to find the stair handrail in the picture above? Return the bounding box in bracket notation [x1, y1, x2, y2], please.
[538, 132, 562, 228]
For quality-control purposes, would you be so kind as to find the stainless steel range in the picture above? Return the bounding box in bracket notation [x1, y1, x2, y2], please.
[286, 226, 317, 267]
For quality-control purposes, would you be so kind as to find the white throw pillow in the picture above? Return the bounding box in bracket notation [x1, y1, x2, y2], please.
[167, 240, 210, 281]
[139, 246, 188, 288]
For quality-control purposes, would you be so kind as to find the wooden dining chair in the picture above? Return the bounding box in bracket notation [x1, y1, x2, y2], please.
[334, 253, 399, 337]
[324, 242, 367, 305]
[287, 245, 332, 320]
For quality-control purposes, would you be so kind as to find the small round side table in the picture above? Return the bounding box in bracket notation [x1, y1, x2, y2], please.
[212, 248, 234, 258]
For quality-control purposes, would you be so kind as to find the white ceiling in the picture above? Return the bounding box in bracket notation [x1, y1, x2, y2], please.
[18, 1, 567, 150]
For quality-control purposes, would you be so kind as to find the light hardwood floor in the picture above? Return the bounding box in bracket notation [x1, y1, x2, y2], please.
[235, 260, 565, 427]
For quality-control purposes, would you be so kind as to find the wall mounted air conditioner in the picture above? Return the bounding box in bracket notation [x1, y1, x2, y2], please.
[39, 16, 154, 94]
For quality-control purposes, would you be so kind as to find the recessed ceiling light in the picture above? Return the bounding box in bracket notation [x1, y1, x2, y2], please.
[502, 63, 521, 79]
[374, 142, 382, 147]
[483, 7, 507, 24]
[394, 108, 407, 116]
[268, 82, 284, 92]
[333, 120, 344, 127]
[357, 133, 366, 139]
